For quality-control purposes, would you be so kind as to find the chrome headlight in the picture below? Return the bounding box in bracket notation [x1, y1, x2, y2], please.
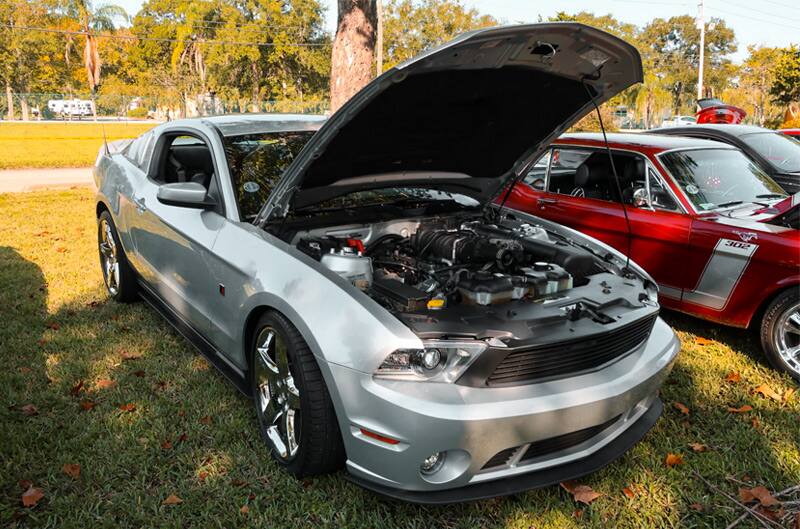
[375, 340, 487, 383]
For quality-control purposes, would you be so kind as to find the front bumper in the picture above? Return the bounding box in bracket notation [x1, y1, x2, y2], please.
[325, 317, 679, 502]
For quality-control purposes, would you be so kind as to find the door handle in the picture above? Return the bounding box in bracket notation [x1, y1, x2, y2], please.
[134, 197, 147, 213]
[537, 197, 558, 205]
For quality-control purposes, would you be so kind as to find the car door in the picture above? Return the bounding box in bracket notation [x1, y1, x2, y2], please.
[130, 129, 226, 333]
[624, 164, 691, 302]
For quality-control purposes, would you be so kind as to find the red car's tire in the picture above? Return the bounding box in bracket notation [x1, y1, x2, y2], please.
[760, 289, 800, 382]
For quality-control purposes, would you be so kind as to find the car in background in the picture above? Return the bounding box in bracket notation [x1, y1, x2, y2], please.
[505, 133, 799, 381]
[659, 115, 697, 128]
[780, 129, 800, 138]
[91, 24, 681, 502]
[649, 124, 800, 195]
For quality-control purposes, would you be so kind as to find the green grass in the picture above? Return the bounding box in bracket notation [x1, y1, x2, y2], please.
[0, 123, 155, 169]
[1, 189, 798, 528]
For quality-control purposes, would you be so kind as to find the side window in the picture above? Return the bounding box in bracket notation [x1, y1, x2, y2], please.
[523, 149, 551, 190]
[547, 148, 616, 201]
[647, 168, 680, 211]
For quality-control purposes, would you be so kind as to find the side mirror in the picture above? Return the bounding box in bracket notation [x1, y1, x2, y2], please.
[157, 182, 215, 209]
[632, 187, 652, 208]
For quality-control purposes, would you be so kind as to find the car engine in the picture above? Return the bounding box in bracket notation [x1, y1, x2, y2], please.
[295, 217, 599, 313]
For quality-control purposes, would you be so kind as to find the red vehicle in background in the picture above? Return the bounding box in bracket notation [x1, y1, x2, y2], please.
[780, 129, 800, 138]
[505, 133, 800, 380]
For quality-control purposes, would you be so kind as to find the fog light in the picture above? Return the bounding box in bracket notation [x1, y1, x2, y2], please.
[421, 349, 441, 370]
[420, 451, 446, 475]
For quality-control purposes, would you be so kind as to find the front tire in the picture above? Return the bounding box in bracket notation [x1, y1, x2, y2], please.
[760, 289, 800, 382]
[250, 311, 345, 477]
[97, 211, 138, 302]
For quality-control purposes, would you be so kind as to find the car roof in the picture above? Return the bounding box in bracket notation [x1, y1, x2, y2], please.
[160, 113, 327, 136]
[649, 124, 772, 137]
[557, 132, 731, 152]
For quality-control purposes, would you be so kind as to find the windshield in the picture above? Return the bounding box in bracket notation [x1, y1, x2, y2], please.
[222, 131, 315, 220]
[740, 132, 800, 173]
[293, 187, 480, 214]
[659, 148, 786, 211]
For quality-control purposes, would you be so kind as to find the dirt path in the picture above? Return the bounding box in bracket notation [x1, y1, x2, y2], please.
[0, 167, 94, 193]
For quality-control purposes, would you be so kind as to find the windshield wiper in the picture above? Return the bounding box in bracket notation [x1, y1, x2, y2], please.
[714, 200, 744, 209]
[755, 193, 786, 199]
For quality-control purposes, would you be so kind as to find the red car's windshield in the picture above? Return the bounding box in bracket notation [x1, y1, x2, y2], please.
[659, 148, 786, 210]
[740, 132, 800, 173]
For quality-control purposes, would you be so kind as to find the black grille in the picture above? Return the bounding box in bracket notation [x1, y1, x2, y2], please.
[486, 315, 657, 386]
[519, 414, 621, 462]
[481, 447, 519, 470]
[481, 414, 622, 470]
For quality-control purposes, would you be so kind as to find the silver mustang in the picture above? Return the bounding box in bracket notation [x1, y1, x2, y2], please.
[93, 23, 679, 503]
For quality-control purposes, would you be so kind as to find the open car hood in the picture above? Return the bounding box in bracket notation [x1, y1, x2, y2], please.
[257, 23, 643, 223]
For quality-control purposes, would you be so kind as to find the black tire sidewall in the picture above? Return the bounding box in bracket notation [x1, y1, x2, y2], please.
[760, 289, 800, 382]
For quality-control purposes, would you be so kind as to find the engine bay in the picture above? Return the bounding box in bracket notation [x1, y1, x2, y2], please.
[293, 215, 608, 315]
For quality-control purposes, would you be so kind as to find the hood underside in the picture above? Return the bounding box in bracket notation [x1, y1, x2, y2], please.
[259, 23, 643, 222]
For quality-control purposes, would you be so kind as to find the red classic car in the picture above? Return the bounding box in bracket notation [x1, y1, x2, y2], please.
[505, 133, 800, 380]
[780, 129, 800, 138]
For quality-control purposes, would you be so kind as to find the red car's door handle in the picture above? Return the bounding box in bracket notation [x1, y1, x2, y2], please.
[537, 197, 558, 205]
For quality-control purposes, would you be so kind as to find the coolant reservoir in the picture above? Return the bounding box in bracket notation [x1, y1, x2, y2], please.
[321, 248, 373, 289]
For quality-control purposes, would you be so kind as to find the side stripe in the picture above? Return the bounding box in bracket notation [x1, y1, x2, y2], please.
[683, 239, 757, 310]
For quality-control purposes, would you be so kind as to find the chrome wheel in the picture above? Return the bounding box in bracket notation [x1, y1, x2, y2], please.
[99, 218, 120, 296]
[774, 301, 800, 377]
[254, 327, 301, 461]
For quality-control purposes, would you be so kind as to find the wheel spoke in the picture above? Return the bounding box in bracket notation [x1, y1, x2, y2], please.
[284, 408, 299, 457]
[784, 313, 800, 335]
[256, 332, 279, 374]
[258, 382, 271, 413]
[275, 339, 290, 377]
[788, 344, 800, 360]
[266, 425, 288, 459]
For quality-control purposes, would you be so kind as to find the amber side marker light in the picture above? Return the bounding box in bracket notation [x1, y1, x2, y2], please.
[360, 428, 400, 445]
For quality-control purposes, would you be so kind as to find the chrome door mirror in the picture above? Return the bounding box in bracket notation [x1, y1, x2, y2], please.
[157, 182, 215, 209]
[632, 187, 652, 208]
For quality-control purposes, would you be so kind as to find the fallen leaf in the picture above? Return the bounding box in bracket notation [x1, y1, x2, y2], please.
[248, 493, 255, 501]
[572, 509, 583, 519]
[240, 505, 249, 514]
[162, 494, 182, 505]
[96, 379, 116, 390]
[689, 503, 704, 512]
[119, 403, 136, 412]
[46, 322, 59, 330]
[132, 370, 145, 378]
[177, 409, 185, 417]
[62, 464, 81, 479]
[161, 439, 173, 450]
[21, 487, 44, 507]
[665, 453, 684, 467]
[783, 388, 795, 403]
[37, 339, 46, 347]
[18, 480, 32, 490]
[21, 404, 38, 416]
[689, 443, 707, 452]
[120, 351, 142, 361]
[177, 432, 187, 443]
[739, 486, 781, 507]
[19, 366, 32, 374]
[622, 487, 636, 499]
[560, 481, 602, 504]
[199, 416, 212, 425]
[231, 479, 248, 487]
[69, 380, 84, 396]
[694, 337, 713, 345]
[756, 505, 785, 522]
[751, 417, 761, 429]
[55, 247, 67, 253]
[724, 371, 741, 383]
[198, 471, 209, 481]
[754, 383, 782, 401]
[727, 405, 753, 413]
[673, 402, 690, 415]
[79, 400, 97, 411]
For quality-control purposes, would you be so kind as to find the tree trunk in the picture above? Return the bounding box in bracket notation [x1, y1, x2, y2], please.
[5, 83, 14, 120]
[20, 95, 29, 121]
[330, 0, 377, 112]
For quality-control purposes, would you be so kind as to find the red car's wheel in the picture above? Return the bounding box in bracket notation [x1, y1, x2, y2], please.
[760, 289, 800, 382]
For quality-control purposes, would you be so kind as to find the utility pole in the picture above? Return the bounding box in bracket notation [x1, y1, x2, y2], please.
[376, 0, 383, 77]
[697, 0, 705, 100]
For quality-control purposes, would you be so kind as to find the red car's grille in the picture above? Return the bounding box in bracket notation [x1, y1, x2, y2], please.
[486, 315, 657, 386]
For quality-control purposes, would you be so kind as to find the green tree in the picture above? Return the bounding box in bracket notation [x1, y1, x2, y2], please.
[549, 11, 636, 41]
[771, 45, 800, 105]
[721, 46, 783, 127]
[382, 0, 496, 71]
[639, 15, 736, 113]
